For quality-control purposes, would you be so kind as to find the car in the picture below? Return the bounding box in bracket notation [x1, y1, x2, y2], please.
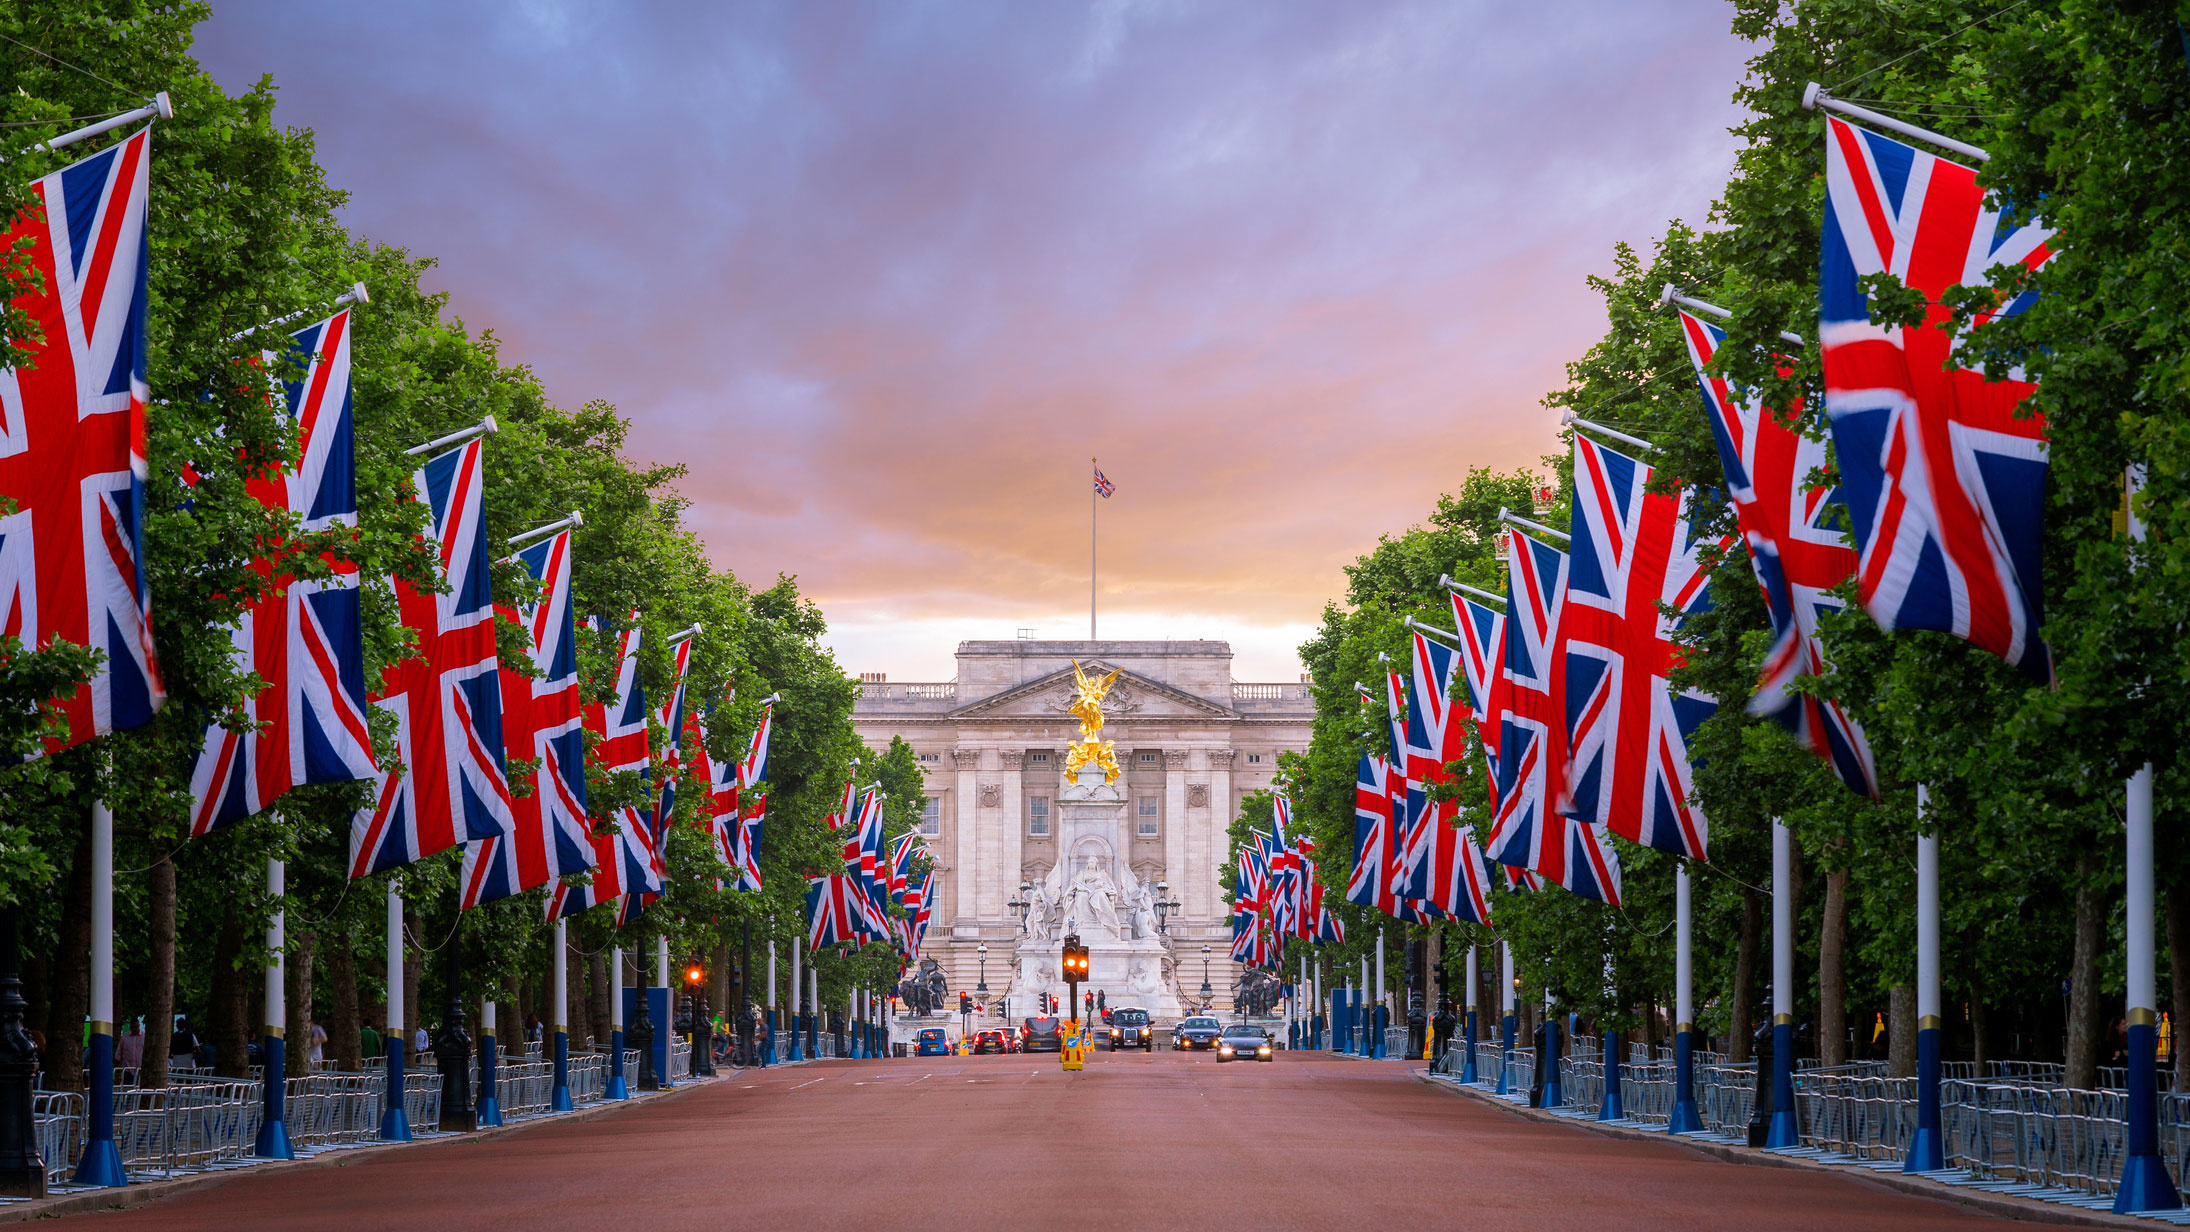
[1173, 1015, 1223, 1051]
[1106, 1006, 1155, 1051]
[972, 1029, 1009, 1055]
[1215, 1024, 1275, 1063]
[914, 1027, 951, 1057]
[1020, 1016, 1063, 1053]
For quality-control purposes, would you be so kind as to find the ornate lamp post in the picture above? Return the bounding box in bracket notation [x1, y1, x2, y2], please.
[1200, 944, 1213, 1010]
[1153, 883, 1179, 935]
[434, 911, 477, 1132]
[1009, 884, 1032, 936]
[976, 943, 989, 998]
[0, 908, 45, 1198]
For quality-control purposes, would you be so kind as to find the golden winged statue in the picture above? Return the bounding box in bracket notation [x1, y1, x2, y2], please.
[1062, 659, 1123, 783]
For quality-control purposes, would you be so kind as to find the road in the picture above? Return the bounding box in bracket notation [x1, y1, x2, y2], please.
[48, 1051, 2027, 1231]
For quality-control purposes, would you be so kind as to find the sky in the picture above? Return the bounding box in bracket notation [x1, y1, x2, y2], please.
[194, 1, 1753, 683]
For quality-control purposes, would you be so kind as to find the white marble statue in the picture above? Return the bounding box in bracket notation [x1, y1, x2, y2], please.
[1128, 876, 1159, 940]
[1025, 868, 1057, 942]
[1064, 854, 1121, 939]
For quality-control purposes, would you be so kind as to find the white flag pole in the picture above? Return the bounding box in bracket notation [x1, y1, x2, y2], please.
[380, 885, 412, 1138]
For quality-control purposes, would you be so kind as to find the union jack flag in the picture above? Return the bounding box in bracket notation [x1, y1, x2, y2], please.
[1451, 589, 1509, 855]
[461, 529, 595, 907]
[1682, 310, 1880, 798]
[842, 788, 892, 940]
[1561, 436, 1727, 859]
[189, 311, 373, 831]
[806, 875, 863, 951]
[547, 614, 659, 920]
[738, 697, 774, 792]
[1093, 463, 1114, 498]
[349, 436, 514, 878]
[902, 872, 934, 957]
[1, 127, 164, 753]
[1345, 752, 1401, 915]
[648, 631, 699, 865]
[1399, 632, 1472, 911]
[1819, 115, 2054, 674]
[1484, 528, 1619, 904]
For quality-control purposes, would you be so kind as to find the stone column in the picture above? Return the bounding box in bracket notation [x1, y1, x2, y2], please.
[993, 750, 1024, 921]
[1162, 749, 1187, 905]
[951, 747, 981, 931]
[1206, 749, 1236, 922]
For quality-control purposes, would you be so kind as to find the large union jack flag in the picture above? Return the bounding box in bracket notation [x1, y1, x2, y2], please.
[1451, 589, 1505, 794]
[189, 311, 374, 831]
[1345, 751, 1401, 915]
[1485, 529, 1620, 904]
[1682, 310, 1881, 798]
[1, 127, 164, 753]
[806, 874, 862, 951]
[1398, 632, 1483, 918]
[349, 436, 514, 877]
[1561, 436, 1727, 858]
[547, 614, 659, 920]
[1819, 115, 2055, 674]
[460, 529, 595, 908]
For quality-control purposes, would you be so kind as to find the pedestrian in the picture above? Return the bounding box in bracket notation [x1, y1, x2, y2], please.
[307, 1019, 327, 1067]
[414, 1024, 429, 1056]
[170, 1016, 198, 1065]
[360, 1021, 380, 1061]
[116, 1018, 144, 1075]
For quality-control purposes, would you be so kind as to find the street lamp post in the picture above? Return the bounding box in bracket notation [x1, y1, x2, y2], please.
[1200, 944, 1213, 1011]
[1153, 883, 1180, 936]
[976, 943, 989, 997]
[1009, 883, 1032, 937]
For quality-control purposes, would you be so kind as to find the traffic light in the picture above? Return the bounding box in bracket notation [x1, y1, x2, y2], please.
[959, 991, 971, 1015]
[685, 965, 704, 986]
[1060, 941, 1090, 981]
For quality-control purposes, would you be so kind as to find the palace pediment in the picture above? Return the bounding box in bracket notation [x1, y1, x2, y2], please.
[948, 662, 1236, 722]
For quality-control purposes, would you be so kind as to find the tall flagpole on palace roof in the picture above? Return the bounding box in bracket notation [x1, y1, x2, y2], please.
[1091, 456, 1098, 640]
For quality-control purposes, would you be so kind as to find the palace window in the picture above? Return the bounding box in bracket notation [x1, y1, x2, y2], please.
[917, 752, 940, 764]
[1136, 796, 1159, 837]
[1028, 796, 1051, 838]
[1028, 751, 1049, 763]
[1247, 753, 1264, 764]
[1138, 751, 1158, 764]
[920, 796, 941, 837]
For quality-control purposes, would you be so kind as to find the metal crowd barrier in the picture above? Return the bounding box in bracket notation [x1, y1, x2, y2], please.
[567, 1051, 611, 1104]
[483, 1058, 554, 1118]
[1382, 1027, 1410, 1058]
[284, 1071, 380, 1148]
[32, 1091, 83, 1187]
[669, 1039, 693, 1079]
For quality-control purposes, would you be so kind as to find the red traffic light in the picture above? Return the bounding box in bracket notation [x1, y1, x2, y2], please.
[685, 966, 704, 985]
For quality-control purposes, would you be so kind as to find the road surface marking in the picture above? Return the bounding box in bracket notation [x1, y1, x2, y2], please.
[789, 1077, 825, 1091]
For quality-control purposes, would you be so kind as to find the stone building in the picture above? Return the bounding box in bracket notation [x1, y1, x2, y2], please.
[851, 639, 1312, 1015]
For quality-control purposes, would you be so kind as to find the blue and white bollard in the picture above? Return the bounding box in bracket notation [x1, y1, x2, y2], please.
[379, 886, 412, 1141]
[476, 1001, 502, 1127]
[74, 801, 126, 1187]
[1670, 862, 1703, 1133]
[254, 859, 295, 1159]
[606, 942, 629, 1100]
[1905, 817, 1943, 1173]
[1540, 1009, 1563, 1108]
[1598, 1029, 1624, 1122]
[1461, 944, 1479, 1084]
[1767, 820, 1799, 1149]
[2119, 765, 2182, 1212]
[550, 919, 574, 1112]
[1498, 943, 1516, 1097]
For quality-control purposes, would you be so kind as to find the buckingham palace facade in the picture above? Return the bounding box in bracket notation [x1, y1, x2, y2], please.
[851, 639, 1313, 1012]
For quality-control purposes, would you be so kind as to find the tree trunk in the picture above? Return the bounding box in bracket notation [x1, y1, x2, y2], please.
[211, 907, 251, 1078]
[1889, 984, 1917, 1078]
[566, 934, 588, 1049]
[288, 928, 316, 1068]
[45, 823, 94, 1093]
[327, 937, 362, 1071]
[141, 843, 177, 1087]
[587, 951, 610, 1050]
[1820, 867, 1849, 1066]
[402, 911, 422, 1047]
[1730, 887, 1762, 1063]
[2066, 864, 2103, 1089]
[2169, 887, 2190, 1091]
[1969, 974, 1989, 1071]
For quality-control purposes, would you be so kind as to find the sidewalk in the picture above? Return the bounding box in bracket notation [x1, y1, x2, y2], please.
[1418, 1066, 2190, 1230]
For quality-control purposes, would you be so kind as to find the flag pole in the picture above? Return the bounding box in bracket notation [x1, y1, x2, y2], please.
[1090, 457, 1098, 640]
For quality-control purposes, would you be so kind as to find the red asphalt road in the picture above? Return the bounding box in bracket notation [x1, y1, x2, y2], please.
[52, 1052, 2025, 1231]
